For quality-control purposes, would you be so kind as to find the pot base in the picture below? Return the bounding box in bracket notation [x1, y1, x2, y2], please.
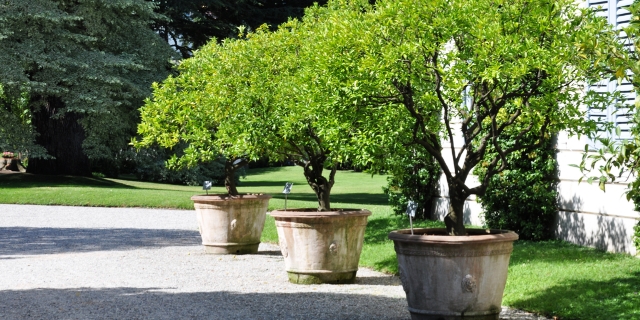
[409, 311, 498, 320]
[203, 242, 260, 254]
[287, 270, 357, 284]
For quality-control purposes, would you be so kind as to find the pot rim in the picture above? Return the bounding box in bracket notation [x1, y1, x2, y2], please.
[191, 193, 272, 202]
[389, 228, 518, 244]
[270, 208, 371, 218]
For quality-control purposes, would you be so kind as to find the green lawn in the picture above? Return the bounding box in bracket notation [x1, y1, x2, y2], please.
[1, 166, 639, 319]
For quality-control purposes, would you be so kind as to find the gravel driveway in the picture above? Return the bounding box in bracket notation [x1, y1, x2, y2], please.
[0, 204, 549, 320]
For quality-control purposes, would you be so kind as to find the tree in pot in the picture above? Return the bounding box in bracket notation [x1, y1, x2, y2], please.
[134, 40, 272, 255]
[159, 19, 374, 282]
[300, 0, 625, 317]
[229, 20, 377, 284]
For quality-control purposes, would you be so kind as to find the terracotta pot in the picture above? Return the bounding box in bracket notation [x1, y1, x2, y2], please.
[270, 208, 371, 284]
[389, 228, 519, 320]
[191, 194, 271, 254]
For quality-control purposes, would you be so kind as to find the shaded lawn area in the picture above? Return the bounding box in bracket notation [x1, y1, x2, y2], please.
[2, 167, 640, 319]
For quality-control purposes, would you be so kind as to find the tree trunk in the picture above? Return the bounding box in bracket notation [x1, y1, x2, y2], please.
[224, 157, 248, 196]
[224, 164, 239, 196]
[27, 97, 91, 176]
[300, 159, 335, 211]
[312, 178, 332, 212]
[444, 182, 467, 235]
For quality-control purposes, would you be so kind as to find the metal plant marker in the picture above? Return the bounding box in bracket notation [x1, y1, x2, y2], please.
[203, 181, 212, 195]
[282, 182, 293, 210]
[406, 200, 417, 235]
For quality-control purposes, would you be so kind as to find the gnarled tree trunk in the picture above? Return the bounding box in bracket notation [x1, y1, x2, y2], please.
[224, 157, 247, 196]
[27, 97, 91, 176]
[299, 156, 336, 211]
[444, 181, 468, 236]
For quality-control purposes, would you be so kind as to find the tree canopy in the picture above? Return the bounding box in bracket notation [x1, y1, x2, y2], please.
[137, 0, 624, 226]
[0, 0, 176, 175]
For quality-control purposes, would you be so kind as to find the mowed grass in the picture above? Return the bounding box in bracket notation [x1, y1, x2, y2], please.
[1, 167, 640, 319]
[505, 241, 640, 319]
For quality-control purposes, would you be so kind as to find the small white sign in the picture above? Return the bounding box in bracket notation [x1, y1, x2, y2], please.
[406, 200, 417, 218]
[282, 182, 293, 194]
[203, 181, 212, 191]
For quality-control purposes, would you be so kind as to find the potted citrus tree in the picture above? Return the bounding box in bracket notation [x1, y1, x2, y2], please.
[135, 42, 272, 255]
[319, 0, 623, 318]
[216, 22, 374, 285]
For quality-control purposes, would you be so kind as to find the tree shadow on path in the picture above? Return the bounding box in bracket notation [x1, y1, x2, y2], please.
[0, 227, 200, 256]
[0, 287, 410, 320]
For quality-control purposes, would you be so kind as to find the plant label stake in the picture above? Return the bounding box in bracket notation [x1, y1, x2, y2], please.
[203, 181, 212, 195]
[282, 182, 293, 211]
[406, 200, 417, 235]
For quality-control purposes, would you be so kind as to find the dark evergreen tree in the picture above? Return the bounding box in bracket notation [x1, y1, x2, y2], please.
[150, 0, 327, 58]
[0, 0, 176, 175]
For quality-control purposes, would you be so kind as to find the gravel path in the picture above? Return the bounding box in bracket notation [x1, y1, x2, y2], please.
[0, 204, 550, 320]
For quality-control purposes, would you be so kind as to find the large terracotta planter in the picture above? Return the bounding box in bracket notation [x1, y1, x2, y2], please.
[271, 208, 371, 284]
[389, 228, 519, 320]
[191, 194, 271, 254]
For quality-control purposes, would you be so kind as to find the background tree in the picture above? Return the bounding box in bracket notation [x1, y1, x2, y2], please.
[0, 0, 176, 176]
[150, 0, 327, 58]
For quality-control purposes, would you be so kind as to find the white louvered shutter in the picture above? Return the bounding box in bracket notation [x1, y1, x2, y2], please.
[587, 0, 635, 141]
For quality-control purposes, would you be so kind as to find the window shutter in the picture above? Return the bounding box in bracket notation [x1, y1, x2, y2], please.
[587, 0, 635, 142]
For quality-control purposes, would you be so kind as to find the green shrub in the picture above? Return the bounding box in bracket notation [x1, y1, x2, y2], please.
[475, 134, 557, 241]
[382, 147, 441, 220]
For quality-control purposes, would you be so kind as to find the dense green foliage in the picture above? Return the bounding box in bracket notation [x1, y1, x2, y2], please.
[0, 0, 176, 175]
[382, 147, 441, 220]
[150, 0, 325, 58]
[475, 134, 558, 241]
[0, 86, 46, 158]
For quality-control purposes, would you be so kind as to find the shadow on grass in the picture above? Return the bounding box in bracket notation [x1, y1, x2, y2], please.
[0, 173, 128, 189]
[372, 255, 402, 275]
[269, 193, 389, 207]
[507, 271, 640, 320]
[511, 240, 623, 264]
[238, 180, 295, 188]
[0, 227, 200, 256]
[365, 216, 444, 244]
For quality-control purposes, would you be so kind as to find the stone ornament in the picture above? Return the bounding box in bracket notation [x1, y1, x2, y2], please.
[462, 274, 477, 293]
